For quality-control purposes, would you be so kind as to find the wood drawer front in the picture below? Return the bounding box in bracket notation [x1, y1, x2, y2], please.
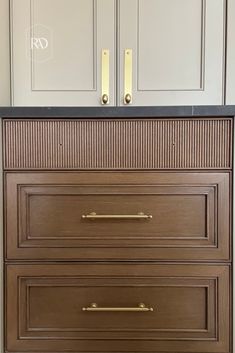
[5, 172, 230, 261]
[6, 263, 230, 353]
[3, 118, 232, 170]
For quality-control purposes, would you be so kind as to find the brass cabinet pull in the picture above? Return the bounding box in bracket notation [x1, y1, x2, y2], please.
[102, 94, 109, 105]
[82, 303, 154, 312]
[81, 212, 153, 220]
[101, 49, 110, 105]
[125, 93, 132, 104]
[124, 49, 132, 104]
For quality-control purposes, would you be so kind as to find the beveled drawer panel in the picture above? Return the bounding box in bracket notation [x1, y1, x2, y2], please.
[3, 118, 232, 170]
[6, 263, 230, 353]
[5, 172, 230, 261]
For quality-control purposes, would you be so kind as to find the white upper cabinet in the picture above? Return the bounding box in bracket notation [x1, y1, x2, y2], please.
[11, 0, 226, 106]
[119, 0, 226, 106]
[0, 0, 10, 105]
[11, 0, 116, 106]
[226, 0, 235, 104]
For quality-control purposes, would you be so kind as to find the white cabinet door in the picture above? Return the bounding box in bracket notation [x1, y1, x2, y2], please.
[0, 0, 10, 105]
[226, 0, 235, 104]
[11, 0, 116, 106]
[118, 0, 226, 106]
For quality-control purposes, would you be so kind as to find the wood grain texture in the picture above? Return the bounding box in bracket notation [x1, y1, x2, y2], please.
[3, 118, 232, 170]
[6, 263, 230, 353]
[5, 172, 230, 261]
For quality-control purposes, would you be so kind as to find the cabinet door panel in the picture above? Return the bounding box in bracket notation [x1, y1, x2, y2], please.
[0, 0, 10, 105]
[6, 263, 230, 353]
[226, 0, 235, 104]
[11, 0, 116, 106]
[119, 0, 225, 106]
[31, 0, 96, 91]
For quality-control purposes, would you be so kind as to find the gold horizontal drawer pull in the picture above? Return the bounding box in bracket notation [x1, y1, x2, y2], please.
[82, 303, 154, 312]
[81, 212, 153, 220]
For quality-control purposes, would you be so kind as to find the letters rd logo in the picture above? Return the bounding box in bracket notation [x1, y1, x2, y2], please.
[27, 24, 53, 63]
[31, 37, 49, 50]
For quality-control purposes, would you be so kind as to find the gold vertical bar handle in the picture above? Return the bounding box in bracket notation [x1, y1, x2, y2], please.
[124, 49, 132, 105]
[101, 49, 110, 105]
[82, 303, 154, 312]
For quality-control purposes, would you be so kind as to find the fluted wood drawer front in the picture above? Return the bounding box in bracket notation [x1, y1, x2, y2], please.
[3, 118, 232, 170]
[5, 172, 230, 261]
[6, 263, 230, 353]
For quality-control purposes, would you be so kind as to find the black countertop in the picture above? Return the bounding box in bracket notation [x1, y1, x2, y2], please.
[0, 106, 235, 118]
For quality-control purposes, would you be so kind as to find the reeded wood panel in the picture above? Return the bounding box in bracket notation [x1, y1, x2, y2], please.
[5, 172, 230, 261]
[6, 263, 230, 353]
[3, 118, 232, 169]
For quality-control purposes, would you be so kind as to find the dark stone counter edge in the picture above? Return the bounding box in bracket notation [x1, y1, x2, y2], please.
[0, 106, 235, 118]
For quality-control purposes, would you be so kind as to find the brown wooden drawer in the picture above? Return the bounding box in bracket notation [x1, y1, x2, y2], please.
[3, 118, 232, 170]
[5, 171, 230, 261]
[6, 263, 230, 353]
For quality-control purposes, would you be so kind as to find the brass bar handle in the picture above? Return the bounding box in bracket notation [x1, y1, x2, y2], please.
[82, 303, 154, 312]
[125, 93, 132, 104]
[101, 49, 110, 105]
[102, 94, 109, 105]
[124, 49, 132, 104]
[81, 212, 153, 220]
